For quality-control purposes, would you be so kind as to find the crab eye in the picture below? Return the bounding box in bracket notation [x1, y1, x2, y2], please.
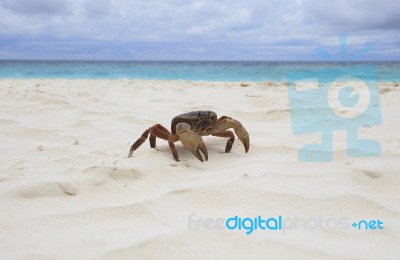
[196, 113, 201, 117]
[209, 112, 216, 120]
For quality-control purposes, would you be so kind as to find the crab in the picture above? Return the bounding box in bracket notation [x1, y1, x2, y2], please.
[128, 111, 250, 162]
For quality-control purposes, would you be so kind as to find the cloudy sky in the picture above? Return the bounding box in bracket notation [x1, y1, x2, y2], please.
[0, 0, 399, 60]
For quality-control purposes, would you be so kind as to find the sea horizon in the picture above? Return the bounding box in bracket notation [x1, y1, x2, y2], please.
[1, 60, 399, 82]
[2, 59, 400, 62]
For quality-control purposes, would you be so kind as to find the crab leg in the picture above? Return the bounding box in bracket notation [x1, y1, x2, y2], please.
[211, 116, 250, 153]
[176, 122, 208, 162]
[128, 124, 180, 161]
[128, 127, 151, 157]
[212, 131, 235, 153]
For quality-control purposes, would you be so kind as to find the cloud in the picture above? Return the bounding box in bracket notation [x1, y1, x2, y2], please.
[0, 0, 71, 15]
[0, 0, 302, 41]
[0, 0, 398, 60]
[84, 0, 112, 17]
[301, 0, 400, 31]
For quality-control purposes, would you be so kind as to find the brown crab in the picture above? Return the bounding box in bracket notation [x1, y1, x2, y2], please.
[128, 111, 250, 162]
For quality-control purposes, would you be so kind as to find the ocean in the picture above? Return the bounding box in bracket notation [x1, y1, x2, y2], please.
[0, 60, 399, 82]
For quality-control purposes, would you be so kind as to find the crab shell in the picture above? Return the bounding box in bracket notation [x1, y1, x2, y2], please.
[171, 111, 218, 135]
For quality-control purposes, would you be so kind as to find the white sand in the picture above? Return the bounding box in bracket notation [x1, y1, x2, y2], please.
[0, 79, 399, 259]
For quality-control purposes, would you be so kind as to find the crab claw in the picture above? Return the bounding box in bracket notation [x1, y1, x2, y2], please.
[232, 119, 250, 153]
[176, 123, 208, 162]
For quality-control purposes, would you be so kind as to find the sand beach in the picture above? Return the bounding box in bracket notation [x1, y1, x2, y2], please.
[0, 79, 399, 259]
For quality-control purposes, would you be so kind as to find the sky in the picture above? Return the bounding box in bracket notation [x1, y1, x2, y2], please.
[0, 0, 399, 61]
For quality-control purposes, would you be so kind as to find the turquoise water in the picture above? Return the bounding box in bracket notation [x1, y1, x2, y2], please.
[0, 60, 399, 82]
